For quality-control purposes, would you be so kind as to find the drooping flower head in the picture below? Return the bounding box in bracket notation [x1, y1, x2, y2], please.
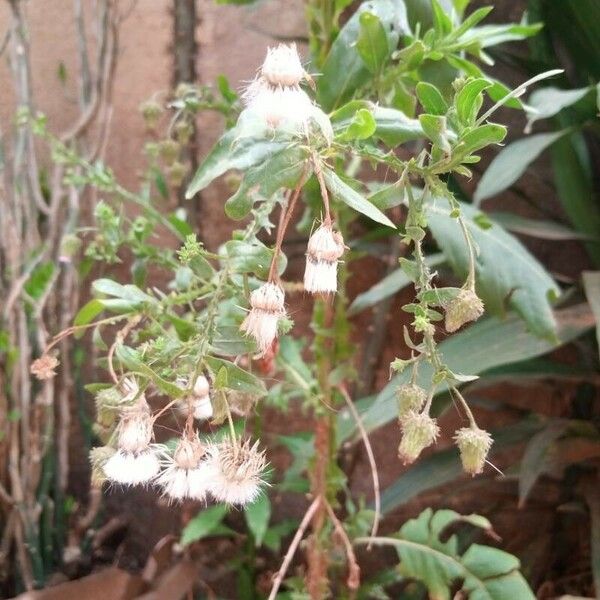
[177, 375, 214, 421]
[241, 282, 285, 355]
[444, 289, 484, 333]
[156, 435, 211, 502]
[454, 426, 493, 476]
[398, 411, 440, 465]
[103, 398, 161, 486]
[261, 43, 306, 88]
[304, 223, 345, 294]
[205, 438, 268, 506]
[396, 383, 427, 418]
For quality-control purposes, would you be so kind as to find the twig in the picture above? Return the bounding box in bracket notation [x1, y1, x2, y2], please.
[268, 496, 321, 600]
[338, 385, 380, 547]
[312, 154, 331, 225]
[323, 499, 360, 592]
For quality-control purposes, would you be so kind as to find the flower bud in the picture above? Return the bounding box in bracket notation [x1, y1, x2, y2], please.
[241, 283, 285, 355]
[304, 224, 345, 294]
[158, 139, 180, 164]
[139, 100, 162, 129]
[167, 161, 186, 187]
[193, 375, 210, 398]
[454, 426, 493, 476]
[175, 120, 193, 144]
[59, 233, 82, 263]
[396, 383, 427, 418]
[445, 289, 484, 333]
[398, 412, 439, 464]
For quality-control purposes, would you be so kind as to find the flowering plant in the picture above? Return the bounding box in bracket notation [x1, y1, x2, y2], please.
[24, 1, 563, 597]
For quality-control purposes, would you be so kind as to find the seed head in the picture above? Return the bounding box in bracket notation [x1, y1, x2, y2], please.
[261, 43, 306, 87]
[398, 412, 439, 464]
[445, 289, 484, 333]
[454, 427, 493, 476]
[241, 283, 285, 355]
[396, 383, 427, 418]
[304, 224, 345, 294]
[31, 354, 59, 380]
[205, 439, 268, 506]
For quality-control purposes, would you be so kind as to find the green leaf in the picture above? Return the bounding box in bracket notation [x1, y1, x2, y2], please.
[431, 0, 453, 36]
[180, 504, 229, 546]
[419, 114, 451, 152]
[225, 146, 307, 220]
[427, 200, 560, 339]
[186, 128, 286, 198]
[25, 262, 55, 300]
[376, 508, 535, 600]
[322, 168, 395, 228]
[348, 253, 446, 315]
[73, 299, 105, 329]
[487, 212, 592, 241]
[318, 0, 406, 110]
[371, 106, 425, 146]
[460, 22, 543, 48]
[416, 82, 448, 115]
[583, 271, 600, 363]
[474, 130, 568, 203]
[455, 78, 491, 125]
[525, 85, 593, 130]
[449, 6, 493, 40]
[336, 108, 377, 142]
[456, 123, 506, 157]
[245, 493, 271, 546]
[204, 356, 266, 395]
[357, 12, 389, 73]
[224, 240, 286, 279]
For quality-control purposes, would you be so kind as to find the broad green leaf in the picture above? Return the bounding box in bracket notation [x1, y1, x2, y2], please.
[224, 240, 285, 279]
[225, 146, 307, 220]
[186, 128, 286, 198]
[322, 168, 395, 228]
[245, 493, 271, 546]
[181, 504, 229, 546]
[474, 130, 567, 203]
[357, 12, 389, 73]
[339, 305, 592, 440]
[92, 278, 155, 304]
[583, 271, 600, 363]
[488, 212, 593, 241]
[525, 85, 593, 130]
[427, 201, 560, 339]
[318, 0, 406, 110]
[371, 106, 424, 146]
[456, 123, 506, 157]
[379, 508, 535, 600]
[455, 78, 491, 125]
[25, 262, 55, 300]
[204, 356, 266, 395]
[416, 82, 448, 115]
[348, 253, 445, 315]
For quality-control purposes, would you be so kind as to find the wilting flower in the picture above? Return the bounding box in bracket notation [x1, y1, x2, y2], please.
[396, 383, 427, 418]
[445, 289, 484, 333]
[304, 224, 345, 294]
[454, 426, 493, 475]
[205, 439, 267, 506]
[241, 282, 285, 355]
[398, 411, 439, 464]
[156, 435, 211, 502]
[240, 44, 333, 144]
[31, 354, 59, 380]
[103, 400, 160, 486]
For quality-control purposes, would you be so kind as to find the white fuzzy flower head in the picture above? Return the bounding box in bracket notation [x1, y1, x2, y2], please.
[304, 224, 345, 294]
[261, 43, 306, 87]
[103, 400, 161, 486]
[454, 427, 493, 476]
[396, 383, 427, 418]
[176, 375, 213, 421]
[206, 439, 268, 506]
[156, 436, 211, 502]
[193, 374, 210, 399]
[398, 411, 440, 465]
[241, 283, 285, 355]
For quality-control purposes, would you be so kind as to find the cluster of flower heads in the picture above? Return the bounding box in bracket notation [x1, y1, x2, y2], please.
[396, 382, 493, 475]
[92, 377, 267, 506]
[240, 44, 333, 143]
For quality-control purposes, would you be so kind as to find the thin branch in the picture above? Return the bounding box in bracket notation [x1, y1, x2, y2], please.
[268, 496, 321, 600]
[323, 499, 360, 592]
[338, 385, 380, 547]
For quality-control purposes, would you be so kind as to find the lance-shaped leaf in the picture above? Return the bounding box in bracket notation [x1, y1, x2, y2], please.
[356, 11, 389, 73]
[204, 356, 266, 395]
[186, 127, 287, 198]
[323, 168, 395, 228]
[427, 200, 560, 340]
